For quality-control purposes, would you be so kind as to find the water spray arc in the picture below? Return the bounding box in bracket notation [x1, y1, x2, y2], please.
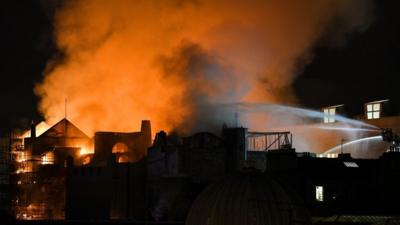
[324, 136, 382, 155]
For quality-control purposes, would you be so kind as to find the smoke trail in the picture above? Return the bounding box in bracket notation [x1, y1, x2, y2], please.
[156, 41, 242, 133]
[35, 0, 373, 135]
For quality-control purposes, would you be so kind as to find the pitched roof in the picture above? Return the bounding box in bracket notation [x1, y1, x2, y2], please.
[39, 118, 89, 139]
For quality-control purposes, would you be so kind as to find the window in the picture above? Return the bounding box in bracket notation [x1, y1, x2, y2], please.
[366, 103, 381, 119]
[112, 142, 128, 153]
[343, 161, 359, 168]
[118, 155, 130, 163]
[323, 107, 336, 123]
[41, 151, 54, 165]
[315, 186, 324, 202]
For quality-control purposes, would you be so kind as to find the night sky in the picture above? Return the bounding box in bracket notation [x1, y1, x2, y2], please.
[0, 0, 399, 135]
[295, 0, 400, 115]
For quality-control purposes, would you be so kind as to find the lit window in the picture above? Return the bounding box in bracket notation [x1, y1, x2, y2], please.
[118, 155, 130, 163]
[343, 162, 359, 168]
[316, 186, 324, 202]
[41, 152, 54, 165]
[327, 153, 335, 158]
[323, 107, 336, 123]
[112, 142, 128, 153]
[366, 103, 380, 119]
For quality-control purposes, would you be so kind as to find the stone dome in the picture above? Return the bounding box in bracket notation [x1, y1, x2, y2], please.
[186, 171, 310, 225]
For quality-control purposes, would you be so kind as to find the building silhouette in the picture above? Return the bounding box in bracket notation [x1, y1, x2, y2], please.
[2, 99, 400, 224]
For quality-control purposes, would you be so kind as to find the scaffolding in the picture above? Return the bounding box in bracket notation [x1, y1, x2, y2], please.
[4, 132, 49, 220]
[247, 131, 292, 151]
[0, 135, 11, 211]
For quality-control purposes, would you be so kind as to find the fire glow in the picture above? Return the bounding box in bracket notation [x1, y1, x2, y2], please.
[79, 146, 94, 156]
[41, 152, 54, 165]
[21, 121, 49, 139]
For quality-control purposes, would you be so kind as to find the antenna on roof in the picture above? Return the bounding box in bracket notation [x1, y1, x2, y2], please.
[64, 98, 68, 140]
[234, 112, 239, 127]
[65, 98, 68, 119]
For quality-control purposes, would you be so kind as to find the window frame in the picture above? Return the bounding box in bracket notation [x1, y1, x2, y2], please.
[323, 107, 336, 123]
[315, 185, 324, 202]
[366, 103, 381, 119]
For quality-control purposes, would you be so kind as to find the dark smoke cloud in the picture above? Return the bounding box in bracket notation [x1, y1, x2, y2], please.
[157, 41, 241, 133]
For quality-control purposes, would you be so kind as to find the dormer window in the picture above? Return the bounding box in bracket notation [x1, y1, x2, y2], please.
[322, 105, 343, 123]
[323, 108, 335, 123]
[366, 103, 380, 119]
[365, 100, 388, 119]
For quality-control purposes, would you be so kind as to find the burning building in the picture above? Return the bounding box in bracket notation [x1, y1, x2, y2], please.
[5, 105, 400, 223]
[11, 118, 93, 220]
[24, 118, 93, 165]
[65, 120, 152, 220]
[0, 136, 11, 213]
[10, 118, 152, 220]
[92, 120, 151, 165]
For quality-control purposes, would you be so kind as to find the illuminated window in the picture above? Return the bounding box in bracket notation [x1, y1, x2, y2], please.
[41, 152, 54, 165]
[366, 103, 381, 119]
[343, 161, 359, 168]
[323, 107, 336, 123]
[112, 142, 128, 153]
[82, 155, 91, 165]
[315, 186, 324, 202]
[118, 155, 130, 163]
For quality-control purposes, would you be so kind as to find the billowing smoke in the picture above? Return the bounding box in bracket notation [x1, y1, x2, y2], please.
[36, 0, 373, 136]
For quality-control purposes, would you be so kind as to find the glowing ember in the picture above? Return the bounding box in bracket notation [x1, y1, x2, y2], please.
[14, 151, 33, 173]
[16, 203, 47, 220]
[112, 142, 128, 153]
[79, 146, 94, 156]
[82, 155, 91, 165]
[118, 155, 129, 163]
[41, 151, 54, 165]
[21, 121, 50, 139]
[15, 151, 30, 163]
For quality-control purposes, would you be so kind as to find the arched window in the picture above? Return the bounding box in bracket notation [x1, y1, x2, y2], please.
[112, 142, 128, 153]
[118, 155, 130, 163]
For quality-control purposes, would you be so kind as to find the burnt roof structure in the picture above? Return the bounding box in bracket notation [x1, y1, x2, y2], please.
[39, 118, 89, 139]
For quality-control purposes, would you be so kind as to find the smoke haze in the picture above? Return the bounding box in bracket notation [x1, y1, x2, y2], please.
[35, 0, 373, 136]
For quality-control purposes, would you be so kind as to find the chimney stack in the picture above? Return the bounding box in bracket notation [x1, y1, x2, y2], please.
[141, 120, 152, 147]
[30, 120, 36, 138]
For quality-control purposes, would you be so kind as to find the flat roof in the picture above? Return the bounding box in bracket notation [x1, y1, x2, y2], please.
[322, 104, 344, 109]
[365, 99, 389, 104]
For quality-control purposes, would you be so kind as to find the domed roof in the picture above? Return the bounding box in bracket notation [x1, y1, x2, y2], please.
[186, 171, 310, 225]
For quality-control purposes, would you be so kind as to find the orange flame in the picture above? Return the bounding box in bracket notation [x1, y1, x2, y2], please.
[21, 121, 50, 139]
[35, 0, 372, 136]
[79, 146, 94, 156]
